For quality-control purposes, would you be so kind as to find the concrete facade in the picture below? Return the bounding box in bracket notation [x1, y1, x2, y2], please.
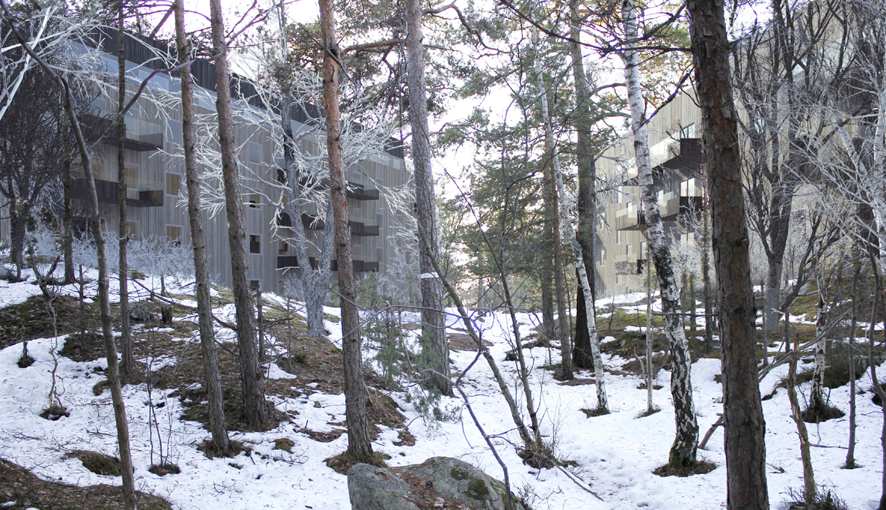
[595, 92, 705, 297]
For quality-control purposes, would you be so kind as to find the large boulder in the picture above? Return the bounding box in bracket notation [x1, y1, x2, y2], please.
[348, 457, 528, 510]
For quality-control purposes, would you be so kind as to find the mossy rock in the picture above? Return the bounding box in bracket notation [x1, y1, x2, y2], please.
[348, 457, 528, 510]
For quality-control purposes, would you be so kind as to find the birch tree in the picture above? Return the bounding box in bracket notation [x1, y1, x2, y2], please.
[622, 0, 698, 468]
[535, 56, 607, 409]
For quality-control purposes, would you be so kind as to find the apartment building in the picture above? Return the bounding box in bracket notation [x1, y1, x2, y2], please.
[63, 30, 413, 297]
[595, 92, 706, 297]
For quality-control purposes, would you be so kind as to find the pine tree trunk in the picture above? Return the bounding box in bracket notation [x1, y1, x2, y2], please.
[404, 0, 451, 395]
[623, 0, 698, 467]
[570, 0, 598, 371]
[207, 0, 270, 430]
[62, 158, 75, 283]
[116, 6, 134, 383]
[318, 0, 374, 462]
[174, 0, 230, 453]
[687, 0, 769, 506]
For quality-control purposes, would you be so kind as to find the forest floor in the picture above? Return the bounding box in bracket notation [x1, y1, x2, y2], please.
[0, 268, 883, 509]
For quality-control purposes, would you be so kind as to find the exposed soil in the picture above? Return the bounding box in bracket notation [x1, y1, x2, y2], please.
[0, 458, 171, 510]
[653, 460, 717, 477]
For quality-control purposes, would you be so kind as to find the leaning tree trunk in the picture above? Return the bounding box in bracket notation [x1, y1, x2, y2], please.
[687, 0, 769, 507]
[174, 0, 230, 454]
[537, 69, 606, 408]
[788, 336, 816, 507]
[207, 0, 270, 430]
[3, 15, 140, 502]
[623, 0, 697, 468]
[569, 0, 598, 370]
[318, 0, 375, 462]
[116, 5, 134, 382]
[404, 0, 451, 395]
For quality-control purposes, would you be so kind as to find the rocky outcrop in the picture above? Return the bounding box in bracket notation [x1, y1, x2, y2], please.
[348, 457, 528, 510]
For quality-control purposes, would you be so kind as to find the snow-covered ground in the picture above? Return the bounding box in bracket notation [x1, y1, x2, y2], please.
[0, 270, 883, 509]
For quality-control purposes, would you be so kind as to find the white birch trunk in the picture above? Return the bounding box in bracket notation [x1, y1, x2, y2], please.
[535, 47, 608, 412]
[623, 0, 697, 466]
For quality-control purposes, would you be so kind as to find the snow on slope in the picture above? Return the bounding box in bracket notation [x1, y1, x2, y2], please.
[0, 274, 883, 509]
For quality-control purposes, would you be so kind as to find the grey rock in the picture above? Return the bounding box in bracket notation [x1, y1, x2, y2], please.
[129, 300, 157, 323]
[348, 457, 527, 510]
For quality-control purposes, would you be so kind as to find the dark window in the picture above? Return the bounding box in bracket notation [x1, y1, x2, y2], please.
[276, 168, 287, 185]
[249, 234, 261, 254]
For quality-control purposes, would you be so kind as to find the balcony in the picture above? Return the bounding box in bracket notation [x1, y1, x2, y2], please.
[295, 176, 381, 201]
[276, 255, 378, 273]
[615, 256, 647, 275]
[621, 138, 703, 186]
[301, 214, 379, 236]
[616, 204, 645, 231]
[81, 112, 164, 152]
[347, 183, 380, 201]
[72, 178, 163, 207]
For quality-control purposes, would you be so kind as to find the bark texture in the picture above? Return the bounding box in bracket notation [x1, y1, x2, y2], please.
[207, 0, 270, 429]
[318, 0, 375, 461]
[623, 0, 697, 468]
[404, 0, 451, 394]
[116, 7, 134, 382]
[687, 0, 769, 507]
[570, 0, 599, 371]
[174, 0, 230, 453]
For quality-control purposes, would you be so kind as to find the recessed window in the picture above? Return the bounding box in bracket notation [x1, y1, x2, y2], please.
[249, 234, 261, 254]
[166, 173, 181, 195]
[279, 241, 289, 254]
[166, 225, 182, 245]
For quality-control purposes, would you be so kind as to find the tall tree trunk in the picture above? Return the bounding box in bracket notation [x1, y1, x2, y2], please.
[207, 0, 270, 430]
[845, 250, 861, 468]
[62, 158, 75, 283]
[570, 0, 598, 371]
[687, 0, 769, 507]
[537, 52, 606, 408]
[174, 0, 229, 453]
[3, 13, 140, 500]
[318, 0, 375, 462]
[539, 84, 572, 379]
[9, 193, 25, 274]
[623, 0, 698, 467]
[116, 5, 134, 382]
[404, 0, 451, 395]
